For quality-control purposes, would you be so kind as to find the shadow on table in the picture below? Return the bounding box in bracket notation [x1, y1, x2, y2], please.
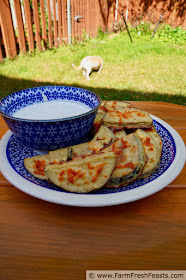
[0, 74, 185, 106]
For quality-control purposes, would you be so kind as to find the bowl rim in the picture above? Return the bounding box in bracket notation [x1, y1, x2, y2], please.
[0, 86, 102, 123]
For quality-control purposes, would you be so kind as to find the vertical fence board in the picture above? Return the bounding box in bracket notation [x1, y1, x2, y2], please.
[89, 0, 92, 36]
[89, 0, 92, 37]
[80, 0, 83, 37]
[32, 0, 42, 50]
[94, 0, 97, 36]
[91, 0, 94, 37]
[82, 0, 85, 36]
[75, 0, 78, 39]
[23, 0, 35, 51]
[52, 0, 58, 47]
[93, 0, 97, 37]
[47, 0, 53, 48]
[13, 0, 26, 53]
[86, 0, 89, 36]
[95, 0, 100, 36]
[83, 0, 87, 36]
[40, 0, 47, 50]
[57, 0, 62, 45]
[0, 0, 17, 58]
[82, 0, 86, 36]
[82, 0, 84, 36]
[76, 0, 80, 40]
[78, 0, 81, 39]
[86, 0, 90, 36]
[90, 0, 93, 37]
[74, 0, 77, 40]
[81, 0, 83, 39]
[62, 0, 67, 43]
[71, 0, 75, 38]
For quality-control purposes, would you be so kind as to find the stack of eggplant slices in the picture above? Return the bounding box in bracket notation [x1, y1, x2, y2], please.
[24, 101, 162, 193]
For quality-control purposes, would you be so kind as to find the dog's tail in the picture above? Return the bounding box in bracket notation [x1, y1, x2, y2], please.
[71, 63, 82, 71]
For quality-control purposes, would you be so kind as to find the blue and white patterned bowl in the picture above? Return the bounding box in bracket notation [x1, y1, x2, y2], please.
[0, 86, 101, 150]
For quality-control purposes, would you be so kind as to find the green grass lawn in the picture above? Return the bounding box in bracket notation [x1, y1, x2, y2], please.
[0, 26, 186, 105]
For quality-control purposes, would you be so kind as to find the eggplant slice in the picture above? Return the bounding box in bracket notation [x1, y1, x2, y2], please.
[136, 129, 162, 179]
[45, 152, 116, 193]
[143, 126, 163, 152]
[114, 129, 127, 139]
[104, 101, 134, 111]
[103, 107, 153, 129]
[24, 148, 70, 180]
[101, 133, 145, 188]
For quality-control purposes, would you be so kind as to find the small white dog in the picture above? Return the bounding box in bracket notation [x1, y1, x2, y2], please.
[72, 56, 103, 80]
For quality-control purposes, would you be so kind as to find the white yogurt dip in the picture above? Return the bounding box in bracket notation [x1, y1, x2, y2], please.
[13, 100, 91, 120]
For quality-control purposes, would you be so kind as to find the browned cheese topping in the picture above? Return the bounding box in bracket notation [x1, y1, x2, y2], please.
[33, 159, 46, 176]
[143, 137, 154, 151]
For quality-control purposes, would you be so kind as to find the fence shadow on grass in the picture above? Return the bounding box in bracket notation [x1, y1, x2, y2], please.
[0, 74, 185, 106]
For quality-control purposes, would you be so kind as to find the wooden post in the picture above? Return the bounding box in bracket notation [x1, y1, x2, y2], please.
[52, 0, 58, 48]
[90, 0, 93, 37]
[39, 0, 48, 50]
[47, 0, 53, 48]
[77, 0, 80, 39]
[83, 0, 86, 36]
[74, 0, 78, 40]
[67, 0, 71, 44]
[23, 0, 35, 51]
[83, 0, 86, 35]
[95, 0, 100, 36]
[13, 0, 26, 53]
[62, 0, 67, 43]
[79, 0, 82, 40]
[71, 0, 75, 39]
[87, 0, 90, 37]
[32, 0, 42, 50]
[0, 0, 17, 59]
[57, 0, 62, 45]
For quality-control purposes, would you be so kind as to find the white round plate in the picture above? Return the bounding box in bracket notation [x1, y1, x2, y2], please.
[0, 115, 185, 207]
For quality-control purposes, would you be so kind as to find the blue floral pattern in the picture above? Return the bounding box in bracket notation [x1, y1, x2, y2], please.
[6, 120, 176, 195]
[0, 86, 101, 150]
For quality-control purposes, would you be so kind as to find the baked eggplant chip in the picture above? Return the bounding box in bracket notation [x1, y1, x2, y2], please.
[98, 101, 107, 113]
[136, 129, 162, 179]
[70, 142, 93, 158]
[24, 150, 69, 180]
[89, 125, 116, 152]
[94, 111, 106, 122]
[72, 125, 119, 158]
[143, 126, 163, 152]
[45, 152, 116, 193]
[93, 111, 106, 133]
[104, 101, 134, 111]
[103, 107, 153, 129]
[114, 129, 127, 139]
[49, 147, 72, 160]
[70, 126, 116, 157]
[92, 125, 116, 142]
[101, 133, 145, 188]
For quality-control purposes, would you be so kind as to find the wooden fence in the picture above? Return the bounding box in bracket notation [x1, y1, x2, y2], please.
[0, 0, 185, 62]
[0, 0, 102, 61]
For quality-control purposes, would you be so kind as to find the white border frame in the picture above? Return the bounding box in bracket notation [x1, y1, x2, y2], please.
[0, 115, 185, 207]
